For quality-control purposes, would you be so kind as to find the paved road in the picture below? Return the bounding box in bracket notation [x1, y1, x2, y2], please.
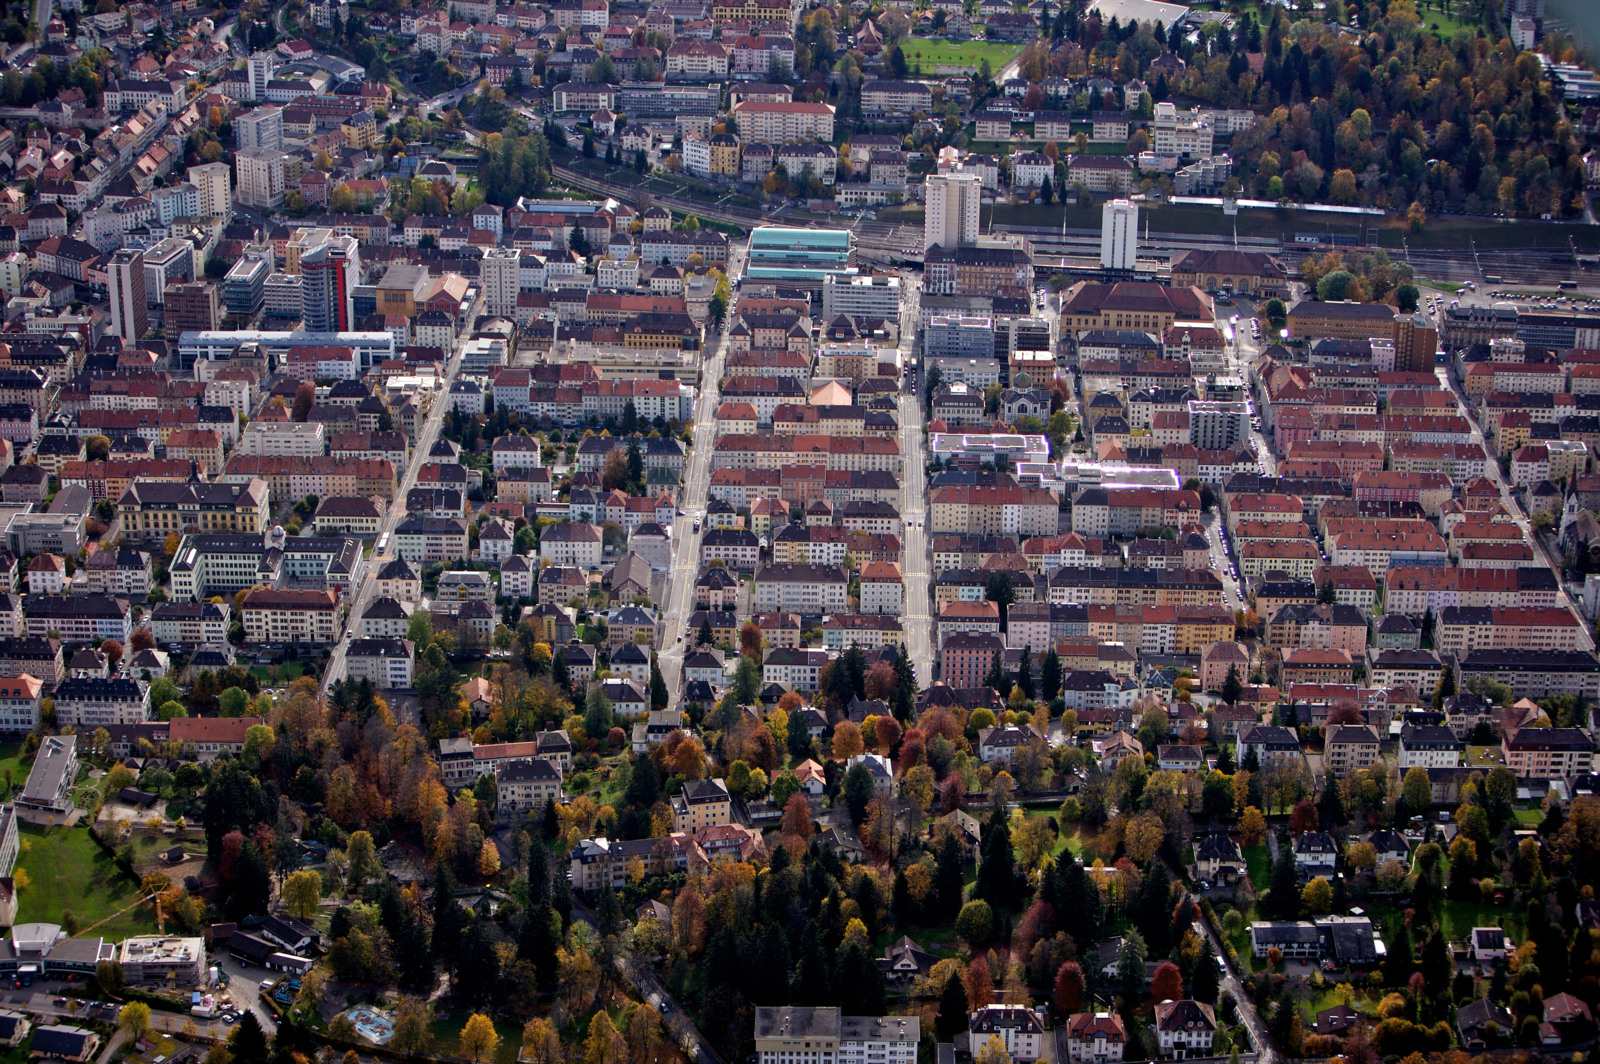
[21, 990, 241, 1042]
[898, 391, 932, 686]
[623, 956, 724, 1064]
[655, 257, 738, 702]
[321, 290, 484, 692]
[1432, 361, 1593, 648]
[1194, 916, 1277, 1064]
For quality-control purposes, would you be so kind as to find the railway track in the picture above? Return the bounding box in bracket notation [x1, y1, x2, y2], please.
[553, 162, 1599, 283]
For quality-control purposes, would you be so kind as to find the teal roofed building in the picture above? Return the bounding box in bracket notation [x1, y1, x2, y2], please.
[745, 226, 857, 288]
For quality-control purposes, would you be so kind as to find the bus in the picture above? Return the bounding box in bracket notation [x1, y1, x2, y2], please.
[1560, 280, 1578, 290]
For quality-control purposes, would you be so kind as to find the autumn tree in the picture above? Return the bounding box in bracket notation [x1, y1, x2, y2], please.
[961, 954, 995, 1009]
[479, 839, 501, 878]
[520, 1019, 560, 1064]
[1301, 876, 1333, 915]
[584, 1011, 625, 1064]
[118, 1002, 151, 1041]
[1151, 960, 1184, 1002]
[459, 1015, 499, 1064]
[390, 998, 435, 1055]
[1123, 811, 1166, 864]
[291, 381, 316, 421]
[1239, 806, 1267, 845]
[1053, 961, 1085, 1014]
[281, 869, 322, 921]
[831, 720, 864, 760]
[975, 1036, 1011, 1064]
[739, 622, 763, 660]
[781, 792, 814, 839]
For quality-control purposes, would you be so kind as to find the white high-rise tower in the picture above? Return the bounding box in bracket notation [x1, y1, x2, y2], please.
[480, 247, 522, 317]
[924, 171, 982, 254]
[1100, 198, 1138, 274]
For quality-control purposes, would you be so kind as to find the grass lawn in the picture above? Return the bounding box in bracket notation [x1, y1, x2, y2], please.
[1368, 895, 1511, 946]
[250, 663, 305, 685]
[0, 744, 28, 801]
[1512, 808, 1543, 825]
[16, 824, 159, 939]
[898, 38, 1024, 73]
[1300, 985, 1364, 1023]
[1243, 842, 1271, 892]
[1465, 745, 1504, 768]
[428, 1014, 524, 1064]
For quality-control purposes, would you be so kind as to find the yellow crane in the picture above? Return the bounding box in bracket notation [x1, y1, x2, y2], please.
[72, 893, 159, 940]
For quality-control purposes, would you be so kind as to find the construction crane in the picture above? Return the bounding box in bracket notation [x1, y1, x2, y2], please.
[73, 893, 159, 939]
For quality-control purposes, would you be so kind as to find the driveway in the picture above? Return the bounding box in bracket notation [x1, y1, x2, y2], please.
[210, 951, 283, 1034]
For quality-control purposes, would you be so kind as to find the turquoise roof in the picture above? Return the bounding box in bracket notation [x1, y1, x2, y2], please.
[748, 226, 853, 251]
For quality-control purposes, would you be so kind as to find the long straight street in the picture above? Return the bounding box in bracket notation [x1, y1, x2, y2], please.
[321, 289, 484, 692]
[1432, 361, 1594, 647]
[655, 255, 739, 703]
[898, 393, 933, 687]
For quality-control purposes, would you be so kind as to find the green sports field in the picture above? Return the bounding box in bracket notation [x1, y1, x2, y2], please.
[898, 38, 1025, 73]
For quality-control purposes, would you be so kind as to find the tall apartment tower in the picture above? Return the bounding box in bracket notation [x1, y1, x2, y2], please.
[480, 247, 521, 317]
[247, 51, 278, 102]
[235, 147, 286, 208]
[188, 162, 233, 219]
[235, 106, 284, 151]
[923, 172, 981, 254]
[109, 249, 148, 342]
[300, 235, 361, 332]
[1100, 198, 1138, 274]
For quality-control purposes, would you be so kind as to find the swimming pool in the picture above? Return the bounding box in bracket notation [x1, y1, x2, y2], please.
[345, 1007, 395, 1044]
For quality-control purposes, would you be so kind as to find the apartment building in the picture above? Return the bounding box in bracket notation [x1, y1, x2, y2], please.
[752, 564, 849, 613]
[116, 477, 270, 542]
[345, 638, 415, 689]
[1324, 724, 1382, 774]
[495, 758, 565, 818]
[1398, 724, 1464, 769]
[671, 777, 732, 833]
[928, 483, 1060, 536]
[1502, 727, 1593, 779]
[754, 1008, 919, 1064]
[0, 675, 42, 734]
[22, 595, 130, 644]
[240, 588, 340, 644]
[1063, 1013, 1128, 1064]
[762, 647, 829, 691]
[52, 677, 150, 727]
[169, 716, 264, 761]
[731, 101, 835, 142]
[1433, 606, 1588, 656]
[392, 516, 470, 563]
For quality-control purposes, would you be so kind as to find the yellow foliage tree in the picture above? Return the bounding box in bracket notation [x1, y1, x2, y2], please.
[478, 839, 501, 878]
[1239, 805, 1267, 845]
[459, 1014, 499, 1064]
[521, 1019, 561, 1064]
[975, 1035, 1012, 1064]
[281, 869, 322, 921]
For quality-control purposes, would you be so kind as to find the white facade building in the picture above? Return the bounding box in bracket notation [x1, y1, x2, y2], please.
[1100, 198, 1138, 272]
[924, 171, 981, 254]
